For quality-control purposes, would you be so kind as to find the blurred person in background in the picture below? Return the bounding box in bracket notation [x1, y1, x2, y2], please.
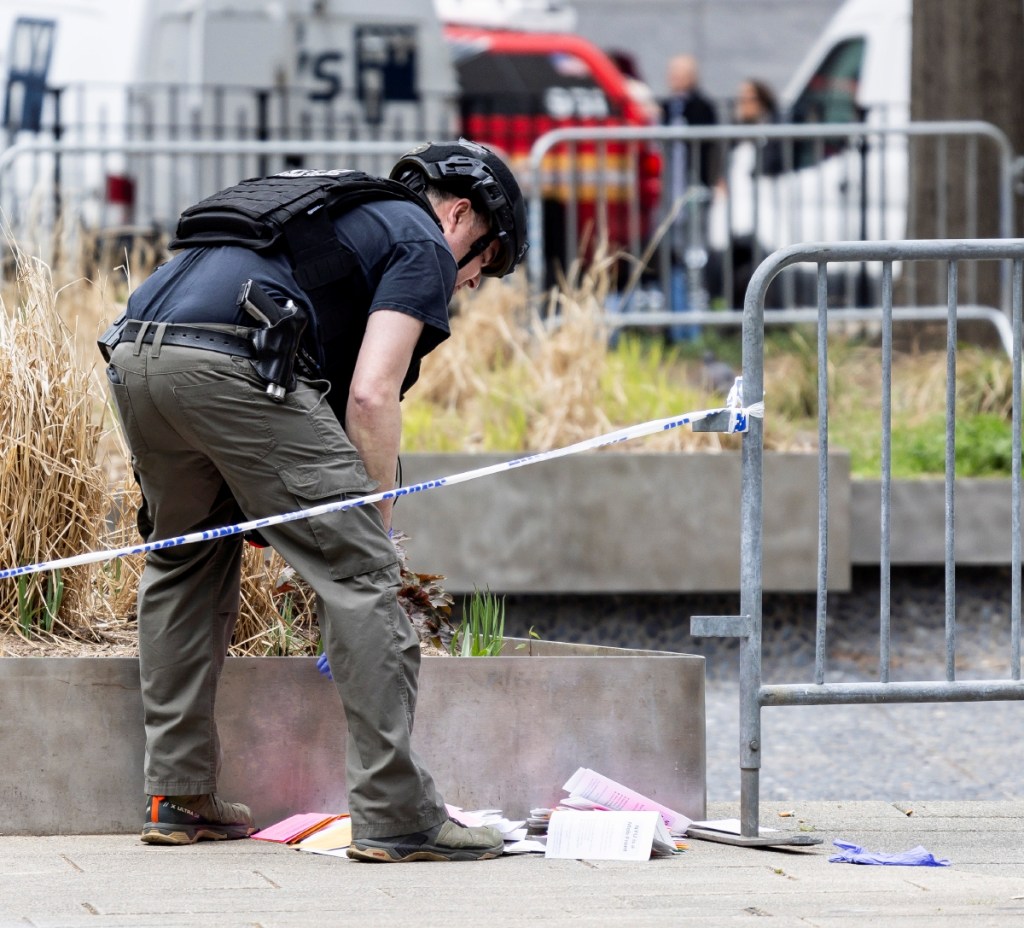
[733, 78, 783, 173]
[660, 54, 719, 342]
[712, 78, 785, 306]
[662, 54, 719, 185]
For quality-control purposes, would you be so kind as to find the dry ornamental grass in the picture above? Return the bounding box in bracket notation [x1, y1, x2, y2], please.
[0, 253, 318, 655]
[0, 255, 111, 641]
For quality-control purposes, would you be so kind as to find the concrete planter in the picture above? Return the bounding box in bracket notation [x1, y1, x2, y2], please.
[850, 478, 1023, 565]
[396, 451, 851, 593]
[398, 454, 1024, 590]
[0, 641, 705, 835]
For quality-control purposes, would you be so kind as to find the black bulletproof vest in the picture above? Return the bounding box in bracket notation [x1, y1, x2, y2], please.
[169, 169, 442, 413]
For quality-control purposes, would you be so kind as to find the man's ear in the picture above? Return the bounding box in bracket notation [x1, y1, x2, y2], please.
[437, 196, 469, 232]
[450, 197, 474, 226]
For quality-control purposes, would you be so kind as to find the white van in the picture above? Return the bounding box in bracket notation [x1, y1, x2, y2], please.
[781, 0, 910, 126]
[708, 0, 914, 302]
[780, 0, 912, 242]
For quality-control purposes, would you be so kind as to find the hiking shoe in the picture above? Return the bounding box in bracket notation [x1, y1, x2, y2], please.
[348, 819, 505, 862]
[141, 794, 256, 845]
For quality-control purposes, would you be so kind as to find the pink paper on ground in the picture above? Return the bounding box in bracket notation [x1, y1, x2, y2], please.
[251, 813, 338, 843]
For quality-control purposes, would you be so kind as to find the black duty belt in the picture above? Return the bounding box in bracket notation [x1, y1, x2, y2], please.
[117, 320, 254, 358]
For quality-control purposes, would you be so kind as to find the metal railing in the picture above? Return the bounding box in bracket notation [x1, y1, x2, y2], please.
[598, 304, 1016, 359]
[1, 121, 1017, 322]
[526, 121, 1017, 316]
[691, 239, 1024, 846]
[0, 138, 419, 264]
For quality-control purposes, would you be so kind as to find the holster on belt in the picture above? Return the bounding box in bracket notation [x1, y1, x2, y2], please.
[236, 279, 312, 402]
[97, 313, 128, 362]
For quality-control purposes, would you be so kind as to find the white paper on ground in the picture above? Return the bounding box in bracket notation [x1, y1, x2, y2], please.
[503, 837, 548, 855]
[446, 804, 486, 827]
[298, 846, 353, 859]
[545, 810, 665, 861]
[476, 813, 527, 835]
[449, 807, 526, 836]
[558, 796, 610, 811]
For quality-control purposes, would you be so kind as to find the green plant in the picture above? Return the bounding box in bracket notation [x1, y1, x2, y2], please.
[265, 592, 297, 656]
[42, 570, 63, 633]
[16, 575, 31, 638]
[958, 415, 1016, 475]
[452, 587, 506, 657]
[15, 569, 64, 637]
[600, 334, 708, 424]
[514, 626, 543, 651]
[851, 413, 1016, 478]
[100, 557, 124, 597]
[764, 327, 822, 420]
[403, 283, 750, 455]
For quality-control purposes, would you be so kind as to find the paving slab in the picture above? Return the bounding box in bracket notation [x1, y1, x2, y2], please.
[2, 802, 1023, 928]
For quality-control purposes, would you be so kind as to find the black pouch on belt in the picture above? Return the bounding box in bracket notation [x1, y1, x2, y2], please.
[236, 279, 311, 401]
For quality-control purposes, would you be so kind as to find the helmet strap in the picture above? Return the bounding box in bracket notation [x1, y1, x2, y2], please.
[457, 230, 496, 269]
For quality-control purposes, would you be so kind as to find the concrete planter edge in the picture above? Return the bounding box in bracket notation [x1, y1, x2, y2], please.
[0, 640, 706, 835]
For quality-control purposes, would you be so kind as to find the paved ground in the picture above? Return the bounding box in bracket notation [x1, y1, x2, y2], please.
[3, 801, 1023, 927]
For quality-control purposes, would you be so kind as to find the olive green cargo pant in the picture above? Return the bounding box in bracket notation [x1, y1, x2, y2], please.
[107, 336, 447, 839]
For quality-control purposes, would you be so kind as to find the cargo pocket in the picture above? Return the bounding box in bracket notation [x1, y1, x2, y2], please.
[278, 453, 396, 580]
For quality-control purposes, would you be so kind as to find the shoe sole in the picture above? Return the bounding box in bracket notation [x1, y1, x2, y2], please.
[141, 825, 255, 845]
[347, 845, 503, 863]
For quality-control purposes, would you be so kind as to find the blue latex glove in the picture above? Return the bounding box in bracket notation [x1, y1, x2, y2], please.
[829, 840, 950, 866]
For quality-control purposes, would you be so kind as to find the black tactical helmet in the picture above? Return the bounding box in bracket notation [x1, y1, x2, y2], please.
[390, 138, 528, 278]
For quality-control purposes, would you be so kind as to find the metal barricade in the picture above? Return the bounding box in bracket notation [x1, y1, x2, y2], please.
[690, 239, 1024, 848]
[526, 122, 1017, 318]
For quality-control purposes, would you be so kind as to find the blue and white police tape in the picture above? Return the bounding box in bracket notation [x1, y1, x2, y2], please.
[0, 400, 763, 582]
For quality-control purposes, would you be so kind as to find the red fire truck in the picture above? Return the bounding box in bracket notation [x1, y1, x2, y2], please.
[447, 24, 663, 284]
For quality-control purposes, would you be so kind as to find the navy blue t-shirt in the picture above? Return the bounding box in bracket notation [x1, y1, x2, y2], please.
[127, 198, 456, 415]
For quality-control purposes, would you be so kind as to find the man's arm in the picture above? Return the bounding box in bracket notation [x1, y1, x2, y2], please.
[345, 309, 424, 532]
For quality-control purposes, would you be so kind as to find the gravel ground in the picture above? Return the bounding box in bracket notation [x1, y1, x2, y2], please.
[704, 684, 1024, 803]
[500, 565, 1024, 804]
